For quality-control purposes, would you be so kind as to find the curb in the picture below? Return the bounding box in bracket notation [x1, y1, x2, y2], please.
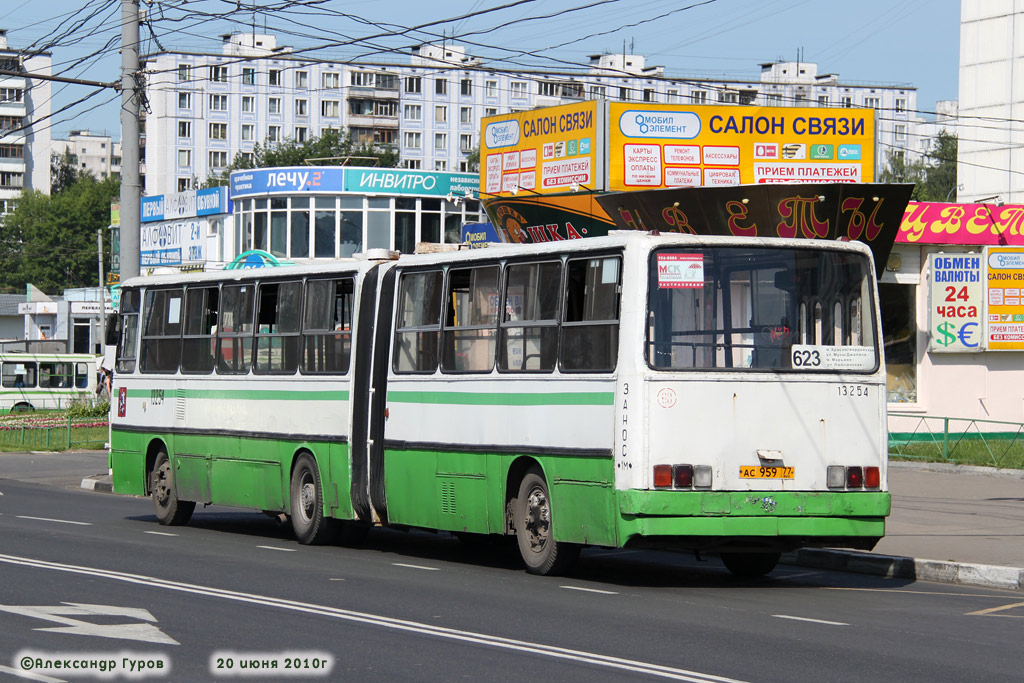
[889, 460, 1024, 480]
[80, 475, 113, 493]
[783, 548, 1024, 591]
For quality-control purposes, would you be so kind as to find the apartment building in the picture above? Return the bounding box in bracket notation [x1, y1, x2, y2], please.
[51, 129, 122, 180]
[141, 33, 920, 197]
[0, 29, 51, 216]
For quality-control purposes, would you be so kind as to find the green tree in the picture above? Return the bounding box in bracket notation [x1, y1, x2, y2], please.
[51, 148, 86, 194]
[878, 150, 926, 200]
[0, 174, 119, 294]
[202, 129, 400, 187]
[919, 131, 958, 202]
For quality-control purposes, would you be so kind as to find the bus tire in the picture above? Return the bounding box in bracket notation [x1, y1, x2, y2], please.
[514, 468, 579, 576]
[290, 453, 336, 545]
[11, 402, 34, 413]
[151, 451, 194, 525]
[720, 551, 781, 578]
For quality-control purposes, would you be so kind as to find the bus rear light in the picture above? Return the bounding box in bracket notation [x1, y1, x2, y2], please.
[864, 466, 880, 489]
[827, 466, 846, 489]
[694, 465, 713, 488]
[673, 465, 694, 488]
[846, 466, 864, 489]
[653, 465, 672, 488]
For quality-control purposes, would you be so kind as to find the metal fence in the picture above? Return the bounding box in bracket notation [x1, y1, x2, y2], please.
[888, 412, 1024, 469]
[0, 416, 109, 451]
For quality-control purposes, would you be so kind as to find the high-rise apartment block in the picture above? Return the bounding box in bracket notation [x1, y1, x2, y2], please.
[141, 33, 920, 197]
[0, 29, 51, 216]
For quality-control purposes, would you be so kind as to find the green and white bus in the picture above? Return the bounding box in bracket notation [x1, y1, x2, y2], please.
[108, 231, 890, 576]
[0, 353, 97, 412]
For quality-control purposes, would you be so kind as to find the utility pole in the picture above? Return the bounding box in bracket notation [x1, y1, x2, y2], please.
[120, 0, 141, 280]
[98, 228, 105, 351]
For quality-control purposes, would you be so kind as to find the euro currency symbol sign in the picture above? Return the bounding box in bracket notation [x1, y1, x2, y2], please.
[936, 321, 957, 347]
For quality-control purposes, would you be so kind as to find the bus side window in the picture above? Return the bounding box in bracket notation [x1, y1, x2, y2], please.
[302, 278, 352, 374]
[561, 256, 621, 372]
[75, 362, 89, 388]
[441, 265, 499, 373]
[182, 286, 219, 374]
[116, 289, 140, 374]
[141, 288, 184, 374]
[393, 270, 442, 374]
[217, 284, 255, 374]
[499, 260, 560, 373]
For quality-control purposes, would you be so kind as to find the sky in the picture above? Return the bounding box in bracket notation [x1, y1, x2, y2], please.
[0, 0, 961, 142]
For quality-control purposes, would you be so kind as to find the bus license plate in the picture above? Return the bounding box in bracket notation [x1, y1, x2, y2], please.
[740, 466, 794, 479]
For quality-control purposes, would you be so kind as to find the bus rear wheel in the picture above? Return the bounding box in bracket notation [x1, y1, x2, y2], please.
[290, 453, 336, 545]
[151, 451, 194, 525]
[720, 551, 781, 578]
[514, 469, 578, 576]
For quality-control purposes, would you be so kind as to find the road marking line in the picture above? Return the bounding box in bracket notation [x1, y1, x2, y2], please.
[257, 545, 297, 552]
[0, 663, 65, 681]
[773, 614, 848, 626]
[965, 600, 1024, 616]
[560, 585, 618, 595]
[826, 587, 1000, 598]
[144, 531, 179, 537]
[392, 563, 440, 571]
[0, 552, 745, 683]
[16, 516, 91, 526]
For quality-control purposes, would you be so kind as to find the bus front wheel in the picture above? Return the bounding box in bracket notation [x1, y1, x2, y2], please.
[514, 469, 579, 576]
[289, 454, 336, 545]
[151, 451, 194, 525]
[720, 551, 781, 578]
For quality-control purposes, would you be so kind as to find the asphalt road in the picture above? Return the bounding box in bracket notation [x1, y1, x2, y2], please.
[0, 470, 1022, 682]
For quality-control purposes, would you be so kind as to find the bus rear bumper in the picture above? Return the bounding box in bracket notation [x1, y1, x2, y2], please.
[616, 490, 890, 552]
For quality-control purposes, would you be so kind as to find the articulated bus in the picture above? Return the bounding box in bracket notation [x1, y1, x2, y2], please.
[108, 231, 889, 576]
[0, 353, 97, 412]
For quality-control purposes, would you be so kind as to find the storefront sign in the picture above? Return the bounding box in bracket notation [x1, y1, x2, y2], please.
[140, 219, 204, 266]
[985, 246, 1024, 350]
[927, 253, 983, 352]
[897, 202, 1024, 245]
[229, 167, 479, 199]
[461, 222, 501, 248]
[608, 103, 874, 190]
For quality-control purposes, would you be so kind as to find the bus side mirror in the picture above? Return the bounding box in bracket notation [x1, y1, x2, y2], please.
[105, 314, 121, 346]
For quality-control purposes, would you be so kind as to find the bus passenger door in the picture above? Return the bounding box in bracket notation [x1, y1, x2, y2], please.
[366, 267, 398, 523]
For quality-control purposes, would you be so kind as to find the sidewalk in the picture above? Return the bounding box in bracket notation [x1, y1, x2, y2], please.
[2, 452, 1022, 590]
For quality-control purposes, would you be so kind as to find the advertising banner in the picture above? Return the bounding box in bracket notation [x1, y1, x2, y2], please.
[140, 219, 204, 266]
[897, 201, 1024, 246]
[607, 103, 874, 191]
[481, 101, 603, 196]
[927, 253, 984, 352]
[985, 247, 1024, 350]
[230, 167, 478, 199]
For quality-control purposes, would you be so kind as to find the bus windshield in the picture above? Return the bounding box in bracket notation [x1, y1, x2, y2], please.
[647, 246, 877, 372]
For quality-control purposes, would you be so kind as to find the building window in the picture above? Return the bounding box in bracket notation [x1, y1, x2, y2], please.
[881, 283, 917, 403]
[896, 98, 907, 113]
[321, 100, 340, 118]
[177, 178, 191, 192]
[375, 101, 397, 117]
[539, 81, 559, 97]
[460, 134, 473, 152]
[643, 88, 656, 102]
[0, 88, 23, 103]
[511, 81, 527, 98]
[376, 73, 398, 90]
[269, 69, 282, 86]
[404, 132, 421, 149]
[241, 124, 254, 141]
[842, 96, 853, 108]
[177, 64, 190, 82]
[209, 65, 228, 83]
[177, 149, 191, 167]
[352, 71, 374, 87]
[719, 91, 738, 103]
[375, 129, 396, 145]
[405, 76, 422, 94]
[436, 78, 448, 95]
[295, 127, 308, 142]
[403, 159, 421, 170]
[691, 90, 707, 104]
[178, 121, 191, 138]
[239, 151, 254, 165]
[209, 150, 228, 169]
[485, 80, 497, 98]
[241, 96, 255, 113]
[484, 107, 497, 117]
[295, 71, 308, 89]
[619, 86, 630, 101]
[404, 104, 422, 121]
[269, 98, 281, 115]
[767, 93, 782, 105]
[895, 124, 907, 141]
[435, 133, 447, 150]
[435, 160, 447, 171]
[178, 92, 191, 109]
[667, 89, 679, 103]
[242, 67, 255, 85]
[322, 72, 340, 89]
[268, 125, 281, 142]
[460, 107, 472, 124]
[865, 97, 880, 109]
[461, 79, 472, 96]
[209, 94, 228, 111]
[295, 99, 308, 116]
[818, 95, 829, 106]
[209, 123, 227, 140]
[590, 85, 606, 99]
[435, 105, 447, 123]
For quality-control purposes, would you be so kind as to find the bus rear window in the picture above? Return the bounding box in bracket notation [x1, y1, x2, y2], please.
[647, 247, 877, 372]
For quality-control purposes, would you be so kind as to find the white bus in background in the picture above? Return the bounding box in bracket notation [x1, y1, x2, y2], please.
[0, 353, 97, 412]
[109, 231, 890, 577]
